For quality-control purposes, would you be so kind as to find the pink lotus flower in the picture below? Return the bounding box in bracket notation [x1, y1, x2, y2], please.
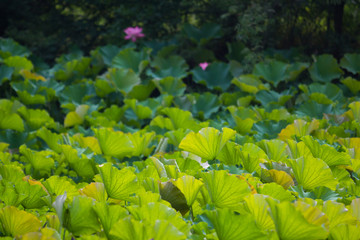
[124, 26, 145, 42]
[199, 62, 209, 70]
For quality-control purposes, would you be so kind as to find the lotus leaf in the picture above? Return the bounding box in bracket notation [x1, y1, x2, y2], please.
[3, 56, 33, 74]
[340, 53, 360, 74]
[183, 23, 222, 43]
[148, 55, 188, 79]
[192, 62, 232, 91]
[105, 68, 140, 94]
[112, 48, 150, 74]
[341, 77, 360, 95]
[309, 54, 343, 83]
[179, 127, 236, 161]
[253, 60, 289, 87]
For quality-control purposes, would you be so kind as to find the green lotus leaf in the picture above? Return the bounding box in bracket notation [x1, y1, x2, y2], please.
[17, 107, 55, 130]
[19, 145, 55, 177]
[0, 112, 24, 132]
[267, 198, 329, 240]
[253, 60, 289, 87]
[0, 38, 30, 58]
[0, 180, 27, 206]
[0, 65, 13, 84]
[98, 163, 140, 200]
[127, 202, 190, 235]
[54, 57, 92, 81]
[176, 157, 203, 175]
[231, 74, 269, 94]
[151, 219, 187, 240]
[201, 170, 251, 210]
[79, 182, 107, 202]
[43, 176, 79, 202]
[3, 56, 33, 74]
[217, 141, 242, 166]
[153, 76, 186, 96]
[340, 53, 360, 74]
[205, 208, 267, 240]
[321, 200, 357, 230]
[148, 55, 188, 79]
[309, 54, 343, 83]
[286, 62, 309, 81]
[16, 91, 46, 105]
[95, 45, 121, 66]
[65, 196, 101, 236]
[259, 183, 295, 202]
[341, 77, 360, 95]
[240, 194, 275, 231]
[256, 139, 288, 162]
[183, 23, 222, 43]
[278, 119, 319, 141]
[60, 83, 96, 105]
[302, 135, 351, 166]
[94, 78, 115, 97]
[112, 48, 150, 74]
[192, 62, 232, 91]
[165, 129, 192, 148]
[173, 175, 204, 207]
[159, 181, 189, 215]
[0, 206, 42, 237]
[329, 223, 360, 240]
[191, 92, 221, 120]
[128, 190, 170, 207]
[36, 127, 63, 153]
[151, 107, 202, 131]
[253, 120, 288, 140]
[179, 127, 236, 161]
[15, 180, 48, 209]
[256, 90, 292, 109]
[127, 82, 156, 101]
[239, 143, 268, 174]
[19, 227, 61, 240]
[307, 83, 343, 103]
[124, 99, 153, 120]
[226, 41, 251, 62]
[72, 134, 102, 155]
[64, 104, 89, 128]
[0, 164, 25, 183]
[93, 201, 128, 239]
[347, 101, 360, 122]
[126, 131, 155, 157]
[264, 169, 294, 190]
[289, 156, 338, 191]
[106, 68, 141, 94]
[110, 217, 148, 240]
[94, 128, 134, 158]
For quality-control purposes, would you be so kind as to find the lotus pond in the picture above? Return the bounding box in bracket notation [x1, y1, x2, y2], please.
[0, 37, 360, 240]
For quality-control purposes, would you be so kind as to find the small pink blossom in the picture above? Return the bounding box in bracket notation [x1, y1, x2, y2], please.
[124, 26, 145, 42]
[199, 62, 209, 70]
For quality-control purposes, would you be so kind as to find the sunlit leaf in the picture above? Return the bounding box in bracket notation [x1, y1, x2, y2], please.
[173, 175, 204, 207]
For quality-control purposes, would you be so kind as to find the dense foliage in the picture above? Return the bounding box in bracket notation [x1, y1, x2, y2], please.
[0, 32, 360, 239]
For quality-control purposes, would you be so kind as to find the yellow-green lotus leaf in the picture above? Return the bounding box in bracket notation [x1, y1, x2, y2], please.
[64, 105, 89, 127]
[94, 128, 134, 158]
[19, 228, 61, 240]
[350, 198, 360, 221]
[267, 169, 294, 189]
[0, 206, 41, 237]
[98, 163, 140, 200]
[289, 156, 338, 191]
[278, 119, 319, 140]
[321, 201, 357, 229]
[173, 175, 204, 207]
[267, 198, 329, 240]
[329, 223, 360, 240]
[79, 182, 107, 202]
[205, 208, 267, 240]
[201, 170, 251, 210]
[179, 127, 236, 161]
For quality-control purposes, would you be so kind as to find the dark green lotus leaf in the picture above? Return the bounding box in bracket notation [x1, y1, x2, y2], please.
[191, 92, 221, 120]
[15, 180, 48, 209]
[148, 55, 189, 79]
[183, 23, 222, 44]
[340, 53, 360, 74]
[127, 82, 156, 101]
[296, 100, 333, 119]
[253, 60, 289, 87]
[96, 45, 121, 66]
[253, 120, 288, 140]
[112, 48, 151, 74]
[0, 130, 28, 148]
[0, 38, 30, 58]
[106, 68, 141, 94]
[153, 77, 186, 97]
[286, 62, 309, 81]
[159, 181, 189, 215]
[60, 82, 96, 105]
[0, 65, 14, 85]
[309, 54, 343, 83]
[255, 90, 292, 109]
[307, 83, 343, 103]
[192, 62, 232, 91]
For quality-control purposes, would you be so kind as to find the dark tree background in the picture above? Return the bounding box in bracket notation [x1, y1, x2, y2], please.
[1, 0, 359, 62]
